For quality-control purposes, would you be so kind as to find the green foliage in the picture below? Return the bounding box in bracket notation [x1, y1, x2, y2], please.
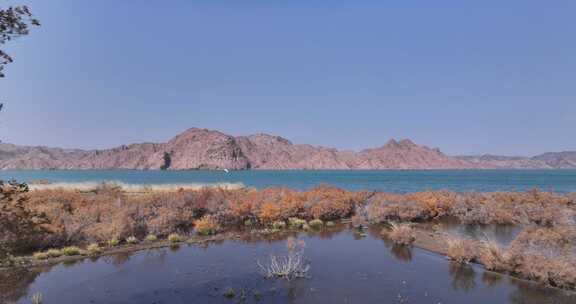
[86, 243, 101, 255]
[288, 218, 307, 229]
[168, 233, 182, 243]
[271, 221, 286, 229]
[33, 251, 48, 260]
[309, 219, 324, 228]
[46, 249, 62, 258]
[145, 234, 158, 242]
[223, 287, 235, 298]
[0, 5, 40, 77]
[62, 246, 81, 256]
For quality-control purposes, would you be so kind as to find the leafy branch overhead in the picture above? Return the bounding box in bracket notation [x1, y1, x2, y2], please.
[0, 5, 40, 78]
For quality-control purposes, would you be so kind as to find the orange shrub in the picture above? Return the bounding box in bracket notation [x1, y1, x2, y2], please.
[258, 202, 283, 223]
[194, 214, 220, 235]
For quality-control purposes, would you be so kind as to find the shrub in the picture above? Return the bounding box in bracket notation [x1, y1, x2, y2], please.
[368, 199, 431, 223]
[445, 237, 478, 264]
[108, 239, 119, 247]
[258, 202, 283, 223]
[244, 219, 254, 227]
[386, 223, 416, 245]
[145, 234, 158, 242]
[194, 215, 220, 235]
[288, 218, 307, 229]
[46, 249, 63, 258]
[0, 180, 50, 258]
[168, 233, 183, 243]
[308, 219, 324, 228]
[125, 236, 138, 244]
[272, 221, 286, 229]
[223, 287, 235, 298]
[33, 252, 49, 260]
[479, 240, 507, 272]
[257, 237, 310, 281]
[62, 246, 81, 256]
[510, 253, 576, 289]
[86, 243, 101, 255]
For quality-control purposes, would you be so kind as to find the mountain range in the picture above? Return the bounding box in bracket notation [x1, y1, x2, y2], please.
[0, 128, 574, 170]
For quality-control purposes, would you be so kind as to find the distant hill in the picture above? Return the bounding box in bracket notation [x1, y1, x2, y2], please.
[457, 152, 576, 169]
[0, 128, 574, 170]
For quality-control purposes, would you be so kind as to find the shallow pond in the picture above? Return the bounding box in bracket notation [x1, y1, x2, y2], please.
[2, 228, 574, 304]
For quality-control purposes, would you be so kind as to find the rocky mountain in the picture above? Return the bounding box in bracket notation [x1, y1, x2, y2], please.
[532, 152, 576, 169]
[0, 128, 574, 170]
[457, 152, 576, 169]
[355, 139, 484, 169]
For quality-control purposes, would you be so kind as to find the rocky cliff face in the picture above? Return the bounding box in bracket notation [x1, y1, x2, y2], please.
[0, 128, 574, 170]
[355, 139, 485, 169]
[157, 128, 250, 170]
[235, 134, 354, 169]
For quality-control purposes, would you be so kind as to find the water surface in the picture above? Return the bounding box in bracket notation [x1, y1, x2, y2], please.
[2, 228, 574, 304]
[2, 170, 576, 193]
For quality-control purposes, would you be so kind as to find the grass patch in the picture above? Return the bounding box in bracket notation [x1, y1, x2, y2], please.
[288, 218, 307, 229]
[62, 246, 81, 256]
[46, 249, 63, 258]
[168, 233, 183, 243]
[33, 252, 49, 260]
[272, 221, 286, 229]
[223, 287, 235, 298]
[309, 219, 324, 228]
[86, 243, 101, 255]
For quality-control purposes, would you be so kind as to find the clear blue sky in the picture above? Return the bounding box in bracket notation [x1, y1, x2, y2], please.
[1, 0, 575, 156]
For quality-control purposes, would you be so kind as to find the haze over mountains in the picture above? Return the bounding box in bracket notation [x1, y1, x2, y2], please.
[0, 128, 574, 170]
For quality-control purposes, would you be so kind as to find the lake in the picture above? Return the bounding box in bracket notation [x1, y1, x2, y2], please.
[2, 169, 576, 193]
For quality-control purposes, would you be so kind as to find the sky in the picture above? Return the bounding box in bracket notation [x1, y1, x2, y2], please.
[1, 0, 575, 156]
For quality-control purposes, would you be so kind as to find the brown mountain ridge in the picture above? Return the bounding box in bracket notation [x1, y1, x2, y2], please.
[0, 128, 574, 170]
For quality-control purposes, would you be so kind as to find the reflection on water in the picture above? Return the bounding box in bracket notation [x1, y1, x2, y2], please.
[0, 267, 45, 303]
[422, 216, 523, 246]
[1, 227, 575, 304]
[449, 263, 476, 292]
[482, 271, 504, 288]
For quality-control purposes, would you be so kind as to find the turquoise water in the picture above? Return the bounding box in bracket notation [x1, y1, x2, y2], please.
[1, 170, 576, 193]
